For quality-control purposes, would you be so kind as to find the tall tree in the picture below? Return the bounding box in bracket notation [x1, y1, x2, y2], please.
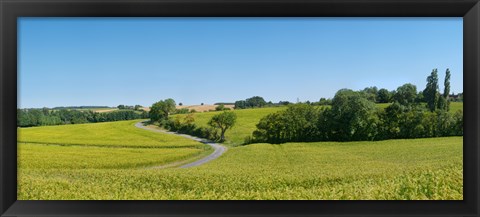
[438, 68, 450, 111]
[443, 68, 451, 99]
[424, 69, 439, 112]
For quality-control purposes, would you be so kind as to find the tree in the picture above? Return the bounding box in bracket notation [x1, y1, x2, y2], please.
[440, 68, 451, 111]
[443, 68, 451, 99]
[327, 89, 380, 141]
[437, 95, 447, 111]
[376, 88, 392, 103]
[234, 100, 246, 109]
[245, 96, 267, 108]
[134, 105, 142, 111]
[208, 111, 237, 142]
[362, 86, 378, 102]
[318, 98, 332, 106]
[424, 69, 439, 111]
[149, 98, 176, 123]
[117, 105, 126, 110]
[393, 83, 417, 107]
[253, 104, 321, 143]
[179, 103, 183, 106]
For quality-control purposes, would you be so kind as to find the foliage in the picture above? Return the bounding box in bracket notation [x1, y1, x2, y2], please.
[252, 88, 462, 144]
[208, 111, 237, 142]
[253, 104, 321, 143]
[235, 96, 267, 109]
[215, 104, 225, 111]
[174, 108, 190, 114]
[361, 86, 378, 102]
[376, 88, 392, 103]
[393, 83, 418, 107]
[424, 69, 439, 111]
[149, 98, 176, 123]
[17, 109, 148, 127]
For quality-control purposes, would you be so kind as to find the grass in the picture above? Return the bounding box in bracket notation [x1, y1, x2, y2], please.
[18, 120, 206, 148]
[450, 101, 463, 113]
[18, 136, 462, 200]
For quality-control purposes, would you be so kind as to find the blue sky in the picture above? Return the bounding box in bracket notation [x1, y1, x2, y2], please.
[18, 18, 462, 108]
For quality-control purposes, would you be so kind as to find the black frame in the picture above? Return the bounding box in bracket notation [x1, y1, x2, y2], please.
[1, 0, 479, 216]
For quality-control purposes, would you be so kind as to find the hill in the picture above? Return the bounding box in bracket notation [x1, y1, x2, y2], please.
[173, 102, 463, 146]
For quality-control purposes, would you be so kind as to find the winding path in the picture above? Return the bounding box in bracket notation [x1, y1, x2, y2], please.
[134, 121, 227, 168]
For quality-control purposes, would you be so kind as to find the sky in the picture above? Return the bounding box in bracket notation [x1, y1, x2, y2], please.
[18, 18, 463, 108]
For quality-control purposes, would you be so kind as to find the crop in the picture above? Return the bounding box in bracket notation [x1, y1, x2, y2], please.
[18, 132, 462, 200]
[18, 120, 206, 148]
[18, 143, 209, 169]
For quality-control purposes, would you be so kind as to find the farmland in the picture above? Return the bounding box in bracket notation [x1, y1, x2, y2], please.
[17, 102, 464, 200]
[18, 133, 462, 200]
[18, 120, 207, 148]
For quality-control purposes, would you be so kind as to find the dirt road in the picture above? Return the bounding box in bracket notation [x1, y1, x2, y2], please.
[134, 121, 227, 168]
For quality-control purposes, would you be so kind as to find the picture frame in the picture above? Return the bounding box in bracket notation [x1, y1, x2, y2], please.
[1, 0, 479, 216]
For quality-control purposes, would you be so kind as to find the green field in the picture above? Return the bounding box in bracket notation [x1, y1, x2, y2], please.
[18, 131, 462, 200]
[18, 120, 213, 172]
[18, 103, 464, 200]
[18, 120, 206, 148]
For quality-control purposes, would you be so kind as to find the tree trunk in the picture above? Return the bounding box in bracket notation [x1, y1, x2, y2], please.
[220, 129, 226, 142]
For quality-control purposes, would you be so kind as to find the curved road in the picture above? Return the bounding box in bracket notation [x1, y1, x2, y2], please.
[134, 121, 227, 168]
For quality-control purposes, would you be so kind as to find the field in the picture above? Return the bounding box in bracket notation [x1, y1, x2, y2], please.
[18, 132, 462, 200]
[17, 103, 464, 200]
[174, 102, 463, 146]
[18, 120, 207, 148]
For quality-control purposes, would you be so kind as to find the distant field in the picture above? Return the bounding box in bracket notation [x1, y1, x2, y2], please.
[450, 101, 463, 113]
[18, 136, 462, 200]
[142, 104, 235, 113]
[94, 108, 119, 113]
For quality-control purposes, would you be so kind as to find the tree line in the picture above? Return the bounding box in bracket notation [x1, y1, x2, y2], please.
[17, 108, 149, 127]
[249, 69, 463, 144]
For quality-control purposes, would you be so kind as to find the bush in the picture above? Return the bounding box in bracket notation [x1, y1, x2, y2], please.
[215, 104, 225, 111]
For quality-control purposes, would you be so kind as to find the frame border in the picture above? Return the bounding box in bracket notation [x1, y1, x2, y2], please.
[1, 0, 479, 216]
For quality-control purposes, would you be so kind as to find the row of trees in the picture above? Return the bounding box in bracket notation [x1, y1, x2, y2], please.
[250, 69, 462, 144]
[251, 90, 462, 144]
[234, 96, 268, 109]
[17, 109, 149, 127]
[117, 104, 144, 110]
